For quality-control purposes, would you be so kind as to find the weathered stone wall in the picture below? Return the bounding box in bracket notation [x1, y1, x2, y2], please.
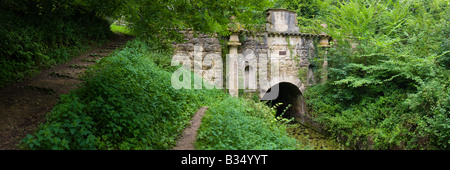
[171, 9, 332, 126]
[240, 33, 318, 96]
[173, 31, 222, 86]
[172, 9, 330, 95]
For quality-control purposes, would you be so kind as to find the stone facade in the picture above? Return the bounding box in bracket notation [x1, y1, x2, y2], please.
[172, 8, 331, 124]
[172, 8, 331, 97]
[239, 8, 330, 98]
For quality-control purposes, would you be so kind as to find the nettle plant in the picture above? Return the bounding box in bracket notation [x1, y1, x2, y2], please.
[22, 39, 225, 150]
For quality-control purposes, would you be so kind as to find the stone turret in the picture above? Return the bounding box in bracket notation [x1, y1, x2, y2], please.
[265, 8, 299, 33]
[172, 8, 332, 126]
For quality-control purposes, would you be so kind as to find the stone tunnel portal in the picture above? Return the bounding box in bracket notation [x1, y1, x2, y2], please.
[262, 82, 307, 122]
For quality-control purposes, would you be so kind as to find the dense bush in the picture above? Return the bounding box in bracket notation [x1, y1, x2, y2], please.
[301, 0, 450, 149]
[110, 24, 134, 36]
[22, 39, 225, 149]
[0, 0, 114, 87]
[0, 0, 274, 86]
[196, 97, 301, 150]
[22, 38, 301, 150]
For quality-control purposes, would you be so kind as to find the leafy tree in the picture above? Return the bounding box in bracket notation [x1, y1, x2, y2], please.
[0, 0, 272, 87]
[273, 0, 320, 18]
[273, 0, 324, 33]
[0, 0, 116, 87]
[116, 0, 272, 46]
[304, 0, 450, 149]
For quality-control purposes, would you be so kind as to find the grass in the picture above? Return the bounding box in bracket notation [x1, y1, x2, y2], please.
[110, 24, 134, 36]
[22, 37, 302, 150]
[22, 39, 224, 150]
[196, 97, 304, 150]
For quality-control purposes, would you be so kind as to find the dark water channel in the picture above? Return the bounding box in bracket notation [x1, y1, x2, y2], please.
[287, 123, 348, 150]
[257, 82, 348, 150]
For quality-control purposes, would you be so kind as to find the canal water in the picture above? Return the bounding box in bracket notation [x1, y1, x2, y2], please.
[286, 123, 348, 150]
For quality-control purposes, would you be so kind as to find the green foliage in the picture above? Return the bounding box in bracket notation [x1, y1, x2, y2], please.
[274, 0, 319, 19]
[0, 0, 113, 87]
[22, 38, 299, 150]
[304, 0, 450, 149]
[407, 79, 450, 149]
[274, 0, 324, 33]
[0, 0, 274, 86]
[196, 97, 301, 150]
[306, 85, 418, 149]
[117, 0, 273, 47]
[23, 95, 98, 150]
[22, 39, 225, 150]
[110, 24, 134, 36]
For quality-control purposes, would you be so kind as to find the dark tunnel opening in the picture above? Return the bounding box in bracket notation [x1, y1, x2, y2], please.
[262, 82, 306, 120]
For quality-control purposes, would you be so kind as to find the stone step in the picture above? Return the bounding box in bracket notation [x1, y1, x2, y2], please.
[69, 64, 92, 69]
[80, 58, 99, 63]
[26, 78, 82, 94]
[49, 68, 85, 79]
[24, 85, 56, 95]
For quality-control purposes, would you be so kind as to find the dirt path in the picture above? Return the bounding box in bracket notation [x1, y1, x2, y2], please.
[173, 106, 209, 150]
[0, 33, 133, 150]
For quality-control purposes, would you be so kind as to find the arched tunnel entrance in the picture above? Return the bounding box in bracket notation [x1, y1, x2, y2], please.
[262, 82, 307, 122]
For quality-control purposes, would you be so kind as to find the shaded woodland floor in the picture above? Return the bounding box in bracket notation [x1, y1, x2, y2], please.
[0, 33, 133, 150]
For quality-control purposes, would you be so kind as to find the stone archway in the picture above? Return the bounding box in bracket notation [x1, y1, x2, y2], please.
[259, 75, 306, 99]
[261, 81, 307, 123]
